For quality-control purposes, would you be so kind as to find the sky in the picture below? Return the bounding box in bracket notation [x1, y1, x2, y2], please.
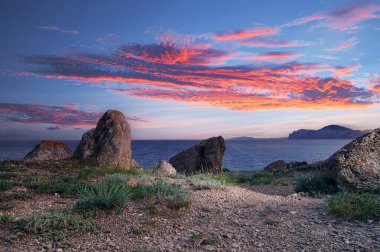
[1, 0, 380, 140]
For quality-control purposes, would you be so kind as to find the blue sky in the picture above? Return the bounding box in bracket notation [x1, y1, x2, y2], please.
[1, 0, 380, 140]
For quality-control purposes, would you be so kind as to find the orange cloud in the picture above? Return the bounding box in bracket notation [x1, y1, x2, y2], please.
[213, 27, 279, 41]
[23, 43, 378, 111]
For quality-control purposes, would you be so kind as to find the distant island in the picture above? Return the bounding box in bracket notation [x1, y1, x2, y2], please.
[289, 125, 368, 139]
[229, 136, 256, 141]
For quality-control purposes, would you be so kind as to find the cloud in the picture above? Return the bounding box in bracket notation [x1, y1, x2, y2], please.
[0, 103, 148, 126]
[246, 52, 302, 62]
[325, 37, 358, 52]
[315, 55, 338, 60]
[47, 126, 60, 130]
[213, 27, 279, 41]
[284, 1, 380, 31]
[238, 37, 313, 47]
[21, 41, 380, 111]
[37, 25, 80, 36]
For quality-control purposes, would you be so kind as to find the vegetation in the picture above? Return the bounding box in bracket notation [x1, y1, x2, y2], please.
[74, 178, 132, 213]
[8, 192, 34, 200]
[187, 174, 225, 190]
[191, 231, 219, 245]
[18, 210, 98, 241]
[77, 166, 141, 179]
[327, 192, 380, 220]
[0, 203, 14, 210]
[287, 161, 308, 170]
[0, 179, 16, 191]
[294, 171, 338, 197]
[0, 213, 13, 223]
[264, 217, 280, 226]
[130, 180, 191, 210]
[26, 175, 86, 197]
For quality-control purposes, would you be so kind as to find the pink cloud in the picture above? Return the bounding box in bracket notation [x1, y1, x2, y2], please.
[213, 27, 279, 41]
[239, 37, 313, 47]
[325, 37, 358, 52]
[246, 52, 302, 61]
[284, 1, 380, 31]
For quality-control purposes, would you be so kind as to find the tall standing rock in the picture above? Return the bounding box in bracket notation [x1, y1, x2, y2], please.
[74, 110, 135, 168]
[24, 140, 72, 161]
[324, 128, 380, 191]
[169, 136, 226, 174]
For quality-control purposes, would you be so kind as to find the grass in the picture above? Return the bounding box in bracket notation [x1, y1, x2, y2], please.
[0, 203, 14, 211]
[7, 192, 34, 200]
[294, 171, 339, 197]
[0, 172, 17, 180]
[233, 172, 276, 185]
[0, 180, 16, 191]
[26, 175, 86, 197]
[264, 217, 280, 226]
[187, 174, 225, 190]
[74, 178, 132, 213]
[327, 192, 380, 220]
[0, 213, 13, 223]
[287, 161, 308, 170]
[17, 210, 98, 241]
[77, 166, 141, 180]
[130, 180, 191, 210]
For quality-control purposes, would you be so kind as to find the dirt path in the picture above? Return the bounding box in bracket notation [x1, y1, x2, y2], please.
[5, 184, 379, 252]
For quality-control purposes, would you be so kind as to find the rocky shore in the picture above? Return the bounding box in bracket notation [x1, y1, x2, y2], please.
[0, 110, 379, 251]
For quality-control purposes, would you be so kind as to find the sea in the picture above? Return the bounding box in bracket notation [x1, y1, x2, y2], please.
[0, 139, 351, 171]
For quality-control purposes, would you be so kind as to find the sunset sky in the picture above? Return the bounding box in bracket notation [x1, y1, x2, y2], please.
[1, 0, 380, 140]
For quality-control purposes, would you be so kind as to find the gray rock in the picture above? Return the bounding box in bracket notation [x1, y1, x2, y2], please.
[169, 136, 226, 174]
[324, 128, 380, 191]
[24, 140, 72, 161]
[74, 110, 134, 169]
[153, 160, 177, 174]
[264, 160, 288, 174]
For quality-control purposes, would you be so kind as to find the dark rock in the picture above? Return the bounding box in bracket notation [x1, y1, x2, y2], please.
[169, 136, 226, 174]
[324, 128, 380, 191]
[24, 140, 72, 161]
[73, 110, 134, 169]
[289, 125, 367, 139]
[264, 160, 288, 174]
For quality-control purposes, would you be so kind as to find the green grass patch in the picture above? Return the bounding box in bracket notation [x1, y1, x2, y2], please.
[26, 175, 86, 197]
[294, 171, 338, 197]
[0, 180, 16, 191]
[77, 166, 141, 180]
[74, 178, 132, 213]
[0, 213, 13, 223]
[8, 192, 34, 200]
[191, 231, 219, 245]
[187, 174, 225, 190]
[0, 172, 17, 180]
[130, 180, 191, 210]
[327, 192, 380, 220]
[0, 203, 14, 211]
[238, 172, 276, 185]
[17, 210, 98, 241]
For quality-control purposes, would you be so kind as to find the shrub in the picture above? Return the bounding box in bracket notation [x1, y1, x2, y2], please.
[249, 172, 276, 185]
[187, 174, 225, 190]
[0, 213, 13, 223]
[287, 161, 308, 170]
[191, 231, 219, 245]
[294, 172, 338, 197]
[327, 192, 380, 220]
[75, 181, 132, 213]
[18, 210, 98, 240]
[0, 172, 17, 180]
[130, 180, 191, 210]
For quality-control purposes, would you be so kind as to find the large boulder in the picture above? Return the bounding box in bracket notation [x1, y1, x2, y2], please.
[169, 136, 226, 174]
[264, 160, 288, 174]
[324, 128, 380, 191]
[73, 110, 135, 169]
[24, 140, 72, 161]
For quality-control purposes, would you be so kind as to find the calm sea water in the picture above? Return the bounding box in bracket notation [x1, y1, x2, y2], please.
[0, 139, 351, 171]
